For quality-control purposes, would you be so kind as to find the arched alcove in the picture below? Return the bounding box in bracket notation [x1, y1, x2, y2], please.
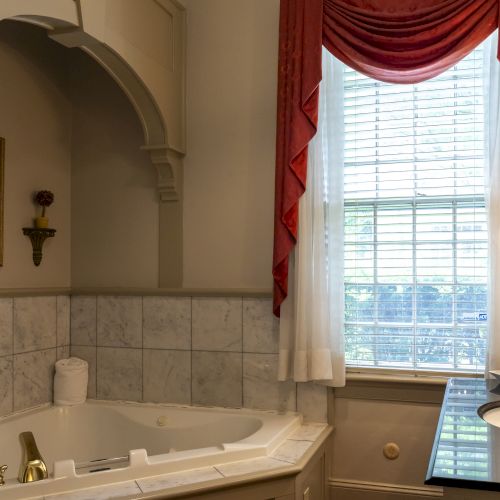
[69, 42, 161, 287]
[8, 14, 180, 202]
[0, 1, 185, 288]
[0, 20, 160, 287]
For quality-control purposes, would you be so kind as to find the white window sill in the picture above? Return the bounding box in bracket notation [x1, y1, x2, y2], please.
[346, 368, 483, 386]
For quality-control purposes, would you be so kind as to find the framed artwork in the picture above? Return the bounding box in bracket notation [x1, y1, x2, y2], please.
[0, 138, 4, 266]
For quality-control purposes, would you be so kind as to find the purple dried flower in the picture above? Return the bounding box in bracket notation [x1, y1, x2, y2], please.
[34, 190, 54, 217]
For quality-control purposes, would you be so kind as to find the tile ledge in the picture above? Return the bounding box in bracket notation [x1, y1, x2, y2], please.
[31, 426, 333, 500]
[0, 287, 70, 297]
[135, 426, 332, 499]
[0, 287, 272, 298]
[71, 287, 272, 297]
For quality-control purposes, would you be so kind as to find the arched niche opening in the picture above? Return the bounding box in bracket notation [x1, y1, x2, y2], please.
[68, 39, 160, 288]
[0, 19, 177, 288]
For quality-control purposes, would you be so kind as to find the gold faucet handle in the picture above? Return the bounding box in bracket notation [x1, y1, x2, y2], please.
[0, 464, 7, 486]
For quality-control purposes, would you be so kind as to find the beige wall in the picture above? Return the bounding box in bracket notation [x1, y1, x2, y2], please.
[330, 382, 495, 499]
[332, 395, 441, 487]
[0, 1, 282, 290]
[182, 0, 279, 289]
[0, 21, 159, 289]
[70, 51, 159, 288]
[0, 21, 72, 288]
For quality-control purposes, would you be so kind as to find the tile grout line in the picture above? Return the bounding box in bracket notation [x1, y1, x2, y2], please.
[190, 296, 193, 405]
[268, 455, 297, 465]
[67, 344, 277, 355]
[7, 345, 57, 356]
[295, 379, 298, 413]
[70, 344, 268, 354]
[135, 479, 144, 494]
[141, 296, 144, 402]
[288, 437, 318, 443]
[95, 295, 98, 399]
[213, 465, 226, 478]
[69, 295, 73, 354]
[240, 296, 244, 408]
[55, 296, 59, 351]
[11, 297, 14, 414]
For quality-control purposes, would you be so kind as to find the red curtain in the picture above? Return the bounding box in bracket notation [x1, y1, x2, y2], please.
[273, 0, 499, 316]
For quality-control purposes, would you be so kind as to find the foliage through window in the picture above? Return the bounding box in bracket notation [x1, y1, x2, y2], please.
[343, 45, 488, 372]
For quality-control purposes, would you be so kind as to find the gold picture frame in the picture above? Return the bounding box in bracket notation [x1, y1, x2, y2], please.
[0, 138, 4, 266]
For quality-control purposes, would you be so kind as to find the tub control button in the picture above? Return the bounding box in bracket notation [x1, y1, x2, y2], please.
[0, 465, 7, 486]
[157, 415, 168, 427]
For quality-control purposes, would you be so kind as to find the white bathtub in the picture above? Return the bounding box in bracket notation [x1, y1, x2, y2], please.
[0, 401, 301, 499]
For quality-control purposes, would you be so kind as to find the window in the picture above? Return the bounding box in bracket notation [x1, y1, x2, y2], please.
[344, 45, 488, 372]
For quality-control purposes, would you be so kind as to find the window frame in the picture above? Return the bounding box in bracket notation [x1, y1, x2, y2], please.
[341, 47, 488, 375]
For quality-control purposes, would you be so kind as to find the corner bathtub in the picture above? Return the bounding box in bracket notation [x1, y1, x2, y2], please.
[0, 400, 301, 499]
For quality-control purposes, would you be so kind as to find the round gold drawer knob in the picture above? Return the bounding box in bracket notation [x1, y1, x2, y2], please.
[383, 442, 400, 460]
[157, 415, 168, 427]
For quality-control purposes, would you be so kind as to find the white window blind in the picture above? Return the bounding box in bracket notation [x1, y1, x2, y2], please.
[343, 45, 488, 372]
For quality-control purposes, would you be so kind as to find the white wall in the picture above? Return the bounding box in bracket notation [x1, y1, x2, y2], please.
[182, 0, 280, 289]
[331, 381, 444, 500]
[0, 21, 72, 288]
[0, 20, 159, 289]
[332, 397, 440, 486]
[70, 51, 159, 288]
[330, 383, 493, 500]
[0, 1, 282, 291]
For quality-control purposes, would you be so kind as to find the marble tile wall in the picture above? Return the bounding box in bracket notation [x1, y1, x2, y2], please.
[0, 296, 70, 417]
[70, 295, 328, 422]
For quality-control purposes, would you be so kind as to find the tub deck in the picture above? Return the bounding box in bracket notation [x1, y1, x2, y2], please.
[0, 400, 330, 499]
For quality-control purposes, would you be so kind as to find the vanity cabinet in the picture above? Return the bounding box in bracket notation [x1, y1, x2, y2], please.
[295, 446, 327, 499]
[179, 431, 331, 500]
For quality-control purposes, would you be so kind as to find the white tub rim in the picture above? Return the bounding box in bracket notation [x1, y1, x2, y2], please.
[0, 399, 304, 499]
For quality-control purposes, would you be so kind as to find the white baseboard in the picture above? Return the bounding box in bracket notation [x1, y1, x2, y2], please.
[329, 478, 444, 497]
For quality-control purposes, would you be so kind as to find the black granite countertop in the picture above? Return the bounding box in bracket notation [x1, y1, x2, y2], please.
[426, 377, 500, 491]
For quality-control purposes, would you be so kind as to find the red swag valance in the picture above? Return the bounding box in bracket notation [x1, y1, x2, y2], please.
[273, 0, 499, 316]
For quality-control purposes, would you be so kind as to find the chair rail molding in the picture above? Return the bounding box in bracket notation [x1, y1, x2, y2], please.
[329, 478, 444, 498]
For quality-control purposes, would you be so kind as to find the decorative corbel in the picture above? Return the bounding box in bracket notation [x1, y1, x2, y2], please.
[141, 145, 183, 202]
[22, 228, 56, 266]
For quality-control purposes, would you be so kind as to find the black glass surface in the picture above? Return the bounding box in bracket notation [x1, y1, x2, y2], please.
[426, 377, 500, 491]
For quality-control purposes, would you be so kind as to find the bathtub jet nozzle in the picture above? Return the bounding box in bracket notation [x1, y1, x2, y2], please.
[18, 431, 48, 483]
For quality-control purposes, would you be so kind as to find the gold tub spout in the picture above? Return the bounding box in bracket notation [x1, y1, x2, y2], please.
[18, 432, 48, 483]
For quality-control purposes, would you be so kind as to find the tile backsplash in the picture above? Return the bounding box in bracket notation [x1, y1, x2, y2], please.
[0, 293, 328, 422]
[0, 296, 70, 417]
[70, 295, 328, 422]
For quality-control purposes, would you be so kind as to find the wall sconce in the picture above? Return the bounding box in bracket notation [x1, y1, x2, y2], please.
[23, 190, 56, 266]
[22, 228, 56, 266]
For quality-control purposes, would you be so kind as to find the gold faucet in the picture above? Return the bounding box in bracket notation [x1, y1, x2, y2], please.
[18, 432, 48, 483]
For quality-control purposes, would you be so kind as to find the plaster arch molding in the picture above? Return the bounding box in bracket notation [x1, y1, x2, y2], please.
[1, 0, 186, 203]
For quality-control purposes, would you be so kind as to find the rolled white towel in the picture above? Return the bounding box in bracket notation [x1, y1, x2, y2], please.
[54, 357, 89, 406]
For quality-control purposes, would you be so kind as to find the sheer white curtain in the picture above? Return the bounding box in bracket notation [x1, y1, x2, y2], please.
[278, 50, 345, 386]
[485, 32, 500, 373]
